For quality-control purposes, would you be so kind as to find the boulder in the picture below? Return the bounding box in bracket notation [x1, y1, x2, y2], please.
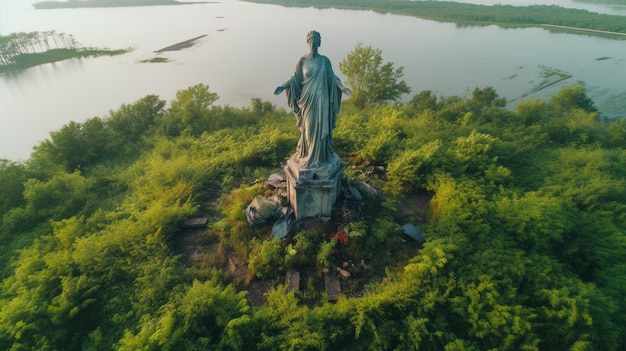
[246, 196, 281, 224]
[272, 217, 289, 239]
[402, 223, 425, 243]
[265, 173, 286, 189]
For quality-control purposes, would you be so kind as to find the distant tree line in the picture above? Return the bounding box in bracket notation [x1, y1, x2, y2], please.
[0, 31, 80, 66]
[33, 0, 195, 9]
[245, 0, 626, 36]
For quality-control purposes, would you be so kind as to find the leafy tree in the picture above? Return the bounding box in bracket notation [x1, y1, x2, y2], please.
[0, 160, 28, 220]
[550, 84, 596, 115]
[161, 83, 219, 136]
[408, 90, 439, 114]
[106, 95, 166, 144]
[339, 43, 411, 107]
[33, 117, 111, 171]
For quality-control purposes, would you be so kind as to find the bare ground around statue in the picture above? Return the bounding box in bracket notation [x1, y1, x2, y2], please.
[170, 172, 432, 306]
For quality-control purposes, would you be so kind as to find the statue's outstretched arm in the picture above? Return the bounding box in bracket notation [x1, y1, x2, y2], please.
[335, 77, 351, 97]
[274, 81, 290, 95]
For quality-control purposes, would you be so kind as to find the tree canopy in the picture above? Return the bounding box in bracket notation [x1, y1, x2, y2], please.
[339, 43, 411, 107]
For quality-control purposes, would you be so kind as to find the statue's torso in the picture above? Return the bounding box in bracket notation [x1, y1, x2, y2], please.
[301, 55, 327, 80]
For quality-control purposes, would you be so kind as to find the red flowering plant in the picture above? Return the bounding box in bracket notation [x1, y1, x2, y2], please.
[330, 230, 349, 245]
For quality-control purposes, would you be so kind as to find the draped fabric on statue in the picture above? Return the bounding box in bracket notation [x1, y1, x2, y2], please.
[284, 55, 342, 168]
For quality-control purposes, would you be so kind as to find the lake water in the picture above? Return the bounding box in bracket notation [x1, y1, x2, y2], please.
[1, 0, 625, 160]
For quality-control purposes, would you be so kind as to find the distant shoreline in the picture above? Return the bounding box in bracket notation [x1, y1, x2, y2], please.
[33, 0, 214, 9]
[244, 0, 626, 39]
[541, 23, 626, 36]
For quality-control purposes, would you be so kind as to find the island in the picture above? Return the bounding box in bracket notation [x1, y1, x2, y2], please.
[0, 31, 128, 73]
[33, 0, 212, 9]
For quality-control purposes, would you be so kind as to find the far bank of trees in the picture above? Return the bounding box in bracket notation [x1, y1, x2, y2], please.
[0, 31, 79, 66]
[33, 0, 196, 9]
[0, 31, 128, 72]
[246, 0, 626, 36]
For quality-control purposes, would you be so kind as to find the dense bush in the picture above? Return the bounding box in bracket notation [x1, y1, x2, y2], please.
[0, 80, 624, 350]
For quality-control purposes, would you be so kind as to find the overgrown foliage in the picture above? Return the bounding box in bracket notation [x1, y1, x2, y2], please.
[339, 43, 411, 107]
[0, 78, 625, 350]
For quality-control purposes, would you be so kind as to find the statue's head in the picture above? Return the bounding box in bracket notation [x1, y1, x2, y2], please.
[306, 30, 321, 46]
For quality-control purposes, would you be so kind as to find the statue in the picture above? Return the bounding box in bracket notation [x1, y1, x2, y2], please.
[275, 30, 351, 169]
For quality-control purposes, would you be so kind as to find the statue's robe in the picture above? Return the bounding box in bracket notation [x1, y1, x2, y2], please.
[284, 54, 342, 168]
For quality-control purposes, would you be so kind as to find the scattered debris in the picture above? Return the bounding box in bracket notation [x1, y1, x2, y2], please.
[324, 272, 341, 301]
[336, 267, 351, 279]
[365, 165, 386, 176]
[265, 173, 286, 189]
[358, 181, 381, 199]
[179, 217, 208, 228]
[245, 196, 281, 224]
[285, 269, 300, 292]
[272, 216, 289, 239]
[402, 223, 425, 243]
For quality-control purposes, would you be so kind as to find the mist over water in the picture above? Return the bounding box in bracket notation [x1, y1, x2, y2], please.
[1, 0, 625, 160]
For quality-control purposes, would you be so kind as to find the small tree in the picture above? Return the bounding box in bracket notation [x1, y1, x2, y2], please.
[339, 43, 411, 108]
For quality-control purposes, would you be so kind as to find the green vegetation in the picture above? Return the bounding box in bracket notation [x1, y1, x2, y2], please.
[245, 0, 626, 38]
[339, 43, 411, 107]
[33, 0, 210, 9]
[140, 56, 170, 63]
[1, 44, 626, 350]
[0, 31, 128, 73]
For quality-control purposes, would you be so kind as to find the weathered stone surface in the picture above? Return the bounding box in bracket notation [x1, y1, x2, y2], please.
[265, 173, 286, 189]
[286, 269, 300, 292]
[324, 272, 341, 301]
[402, 223, 425, 242]
[179, 217, 208, 228]
[245, 196, 281, 224]
[272, 217, 289, 239]
[274, 31, 350, 220]
[284, 154, 344, 219]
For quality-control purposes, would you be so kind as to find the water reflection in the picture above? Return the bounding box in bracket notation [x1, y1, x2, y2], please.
[1, 0, 625, 160]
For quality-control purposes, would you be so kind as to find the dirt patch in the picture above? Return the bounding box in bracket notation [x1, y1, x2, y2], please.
[171, 226, 222, 267]
[397, 192, 432, 223]
[244, 279, 268, 306]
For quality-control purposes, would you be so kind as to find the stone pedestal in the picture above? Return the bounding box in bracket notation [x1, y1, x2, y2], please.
[283, 153, 344, 219]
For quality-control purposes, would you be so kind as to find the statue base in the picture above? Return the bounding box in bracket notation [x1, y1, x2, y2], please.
[283, 154, 344, 219]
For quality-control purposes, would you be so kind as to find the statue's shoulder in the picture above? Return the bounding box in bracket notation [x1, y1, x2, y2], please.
[295, 55, 307, 67]
[320, 54, 331, 63]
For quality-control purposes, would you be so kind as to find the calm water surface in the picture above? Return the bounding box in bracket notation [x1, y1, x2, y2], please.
[1, 0, 625, 160]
